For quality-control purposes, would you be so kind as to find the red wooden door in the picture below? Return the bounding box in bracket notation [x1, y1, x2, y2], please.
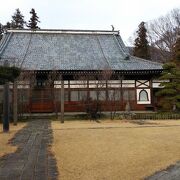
[31, 88, 54, 113]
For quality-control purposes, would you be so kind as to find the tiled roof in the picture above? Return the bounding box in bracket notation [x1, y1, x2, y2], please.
[0, 29, 162, 71]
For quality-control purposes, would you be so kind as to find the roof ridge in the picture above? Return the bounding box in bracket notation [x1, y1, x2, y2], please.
[131, 55, 163, 66]
[116, 35, 130, 55]
[7, 29, 120, 35]
[95, 35, 111, 69]
[112, 34, 128, 59]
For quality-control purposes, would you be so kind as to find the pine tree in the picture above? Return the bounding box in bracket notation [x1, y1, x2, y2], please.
[11, 8, 26, 29]
[3, 22, 11, 29]
[0, 66, 20, 85]
[156, 36, 180, 111]
[172, 35, 180, 67]
[27, 8, 40, 29]
[133, 21, 151, 59]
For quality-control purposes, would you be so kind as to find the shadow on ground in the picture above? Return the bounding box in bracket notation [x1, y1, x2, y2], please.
[0, 120, 59, 180]
[127, 120, 159, 125]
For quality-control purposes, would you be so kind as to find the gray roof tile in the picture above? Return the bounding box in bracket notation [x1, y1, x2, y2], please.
[0, 30, 162, 71]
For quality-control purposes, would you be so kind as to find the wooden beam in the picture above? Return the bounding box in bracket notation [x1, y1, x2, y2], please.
[13, 80, 18, 125]
[61, 79, 64, 123]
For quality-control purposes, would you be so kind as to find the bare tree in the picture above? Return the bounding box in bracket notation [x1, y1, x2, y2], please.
[47, 70, 60, 118]
[92, 69, 112, 118]
[73, 69, 113, 119]
[16, 71, 36, 120]
[148, 8, 180, 62]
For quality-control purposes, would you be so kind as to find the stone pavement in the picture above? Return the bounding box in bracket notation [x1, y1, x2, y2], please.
[0, 120, 58, 180]
[145, 162, 180, 180]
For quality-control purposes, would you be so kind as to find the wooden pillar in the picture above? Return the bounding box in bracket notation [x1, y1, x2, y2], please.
[68, 80, 71, 101]
[29, 79, 32, 118]
[120, 77, 123, 110]
[87, 78, 90, 101]
[3, 80, 10, 132]
[13, 80, 18, 125]
[53, 80, 58, 118]
[106, 80, 108, 101]
[3, 61, 10, 132]
[60, 79, 64, 123]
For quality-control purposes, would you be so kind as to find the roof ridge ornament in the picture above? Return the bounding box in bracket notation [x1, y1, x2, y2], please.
[111, 25, 115, 31]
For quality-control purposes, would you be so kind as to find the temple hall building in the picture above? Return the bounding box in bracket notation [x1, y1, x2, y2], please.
[0, 29, 163, 115]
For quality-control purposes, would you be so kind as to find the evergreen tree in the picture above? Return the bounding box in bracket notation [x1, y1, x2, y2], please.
[172, 35, 180, 67]
[11, 8, 26, 29]
[156, 37, 180, 111]
[3, 22, 12, 29]
[27, 8, 40, 29]
[133, 21, 151, 59]
[0, 66, 20, 85]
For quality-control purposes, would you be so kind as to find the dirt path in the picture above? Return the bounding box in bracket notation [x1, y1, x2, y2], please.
[0, 120, 58, 180]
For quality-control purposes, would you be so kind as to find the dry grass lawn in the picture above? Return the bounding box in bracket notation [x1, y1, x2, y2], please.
[0, 123, 26, 157]
[51, 120, 180, 180]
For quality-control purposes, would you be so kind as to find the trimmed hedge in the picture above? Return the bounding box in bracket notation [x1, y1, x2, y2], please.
[132, 113, 180, 120]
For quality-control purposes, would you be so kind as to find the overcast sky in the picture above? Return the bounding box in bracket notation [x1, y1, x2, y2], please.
[0, 0, 180, 45]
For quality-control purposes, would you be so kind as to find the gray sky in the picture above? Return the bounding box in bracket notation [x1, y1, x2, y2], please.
[0, 0, 180, 45]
